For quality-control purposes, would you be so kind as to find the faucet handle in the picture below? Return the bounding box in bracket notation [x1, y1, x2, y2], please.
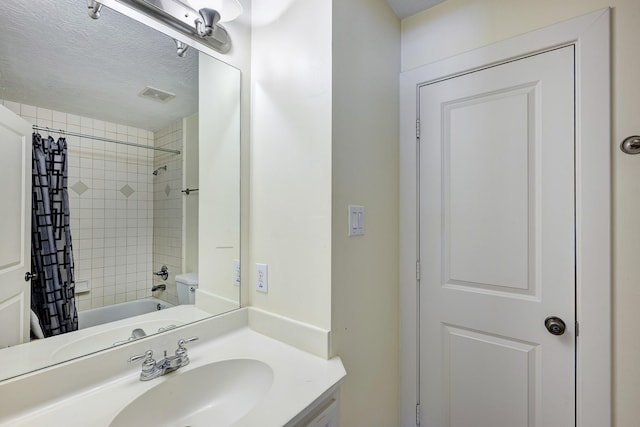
[128, 350, 161, 380]
[128, 349, 154, 364]
[178, 336, 199, 348]
[175, 336, 199, 366]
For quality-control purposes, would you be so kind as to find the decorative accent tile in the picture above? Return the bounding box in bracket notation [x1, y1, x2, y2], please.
[164, 184, 171, 197]
[70, 180, 89, 196]
[120, 184, 135, 198]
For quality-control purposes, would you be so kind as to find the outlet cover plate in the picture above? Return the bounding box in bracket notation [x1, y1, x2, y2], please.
[256, 263, 268, 293]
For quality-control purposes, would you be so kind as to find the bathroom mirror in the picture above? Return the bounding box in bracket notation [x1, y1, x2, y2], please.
[0, 0, 240, 380]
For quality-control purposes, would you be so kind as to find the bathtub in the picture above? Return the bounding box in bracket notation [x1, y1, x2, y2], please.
[78, 298, 173, 329]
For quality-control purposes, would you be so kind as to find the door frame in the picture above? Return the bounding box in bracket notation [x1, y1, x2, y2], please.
[399, 8, 611, 427]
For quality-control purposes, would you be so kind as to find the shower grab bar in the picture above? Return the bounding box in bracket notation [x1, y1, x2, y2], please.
[32, 125, 181, 155]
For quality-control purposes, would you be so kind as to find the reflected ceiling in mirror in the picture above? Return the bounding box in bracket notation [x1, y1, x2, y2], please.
[0, 0, 240, 381]
[1, 0, 197, 130]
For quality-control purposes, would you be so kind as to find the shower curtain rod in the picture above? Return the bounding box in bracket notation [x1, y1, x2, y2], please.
[32, 125, 181, 155]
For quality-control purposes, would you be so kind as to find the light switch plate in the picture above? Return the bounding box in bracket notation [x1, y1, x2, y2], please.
[348, 205, 365, 236]
[256, 263, 268, 293]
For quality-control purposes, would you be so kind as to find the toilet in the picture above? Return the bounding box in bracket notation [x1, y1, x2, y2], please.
[175, 272, 198, 305]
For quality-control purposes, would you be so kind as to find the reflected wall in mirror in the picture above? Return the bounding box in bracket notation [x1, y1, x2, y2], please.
[0, 0, 240, 381]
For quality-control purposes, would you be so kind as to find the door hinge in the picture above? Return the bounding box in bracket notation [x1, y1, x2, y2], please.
[416, 260, 421, 282]
[416, 403, 421, 426]
[416, 119, 421, 139]
[575, 320, 579, 337]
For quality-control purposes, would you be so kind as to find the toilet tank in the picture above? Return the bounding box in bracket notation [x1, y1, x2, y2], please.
[175, 272, 198, 304]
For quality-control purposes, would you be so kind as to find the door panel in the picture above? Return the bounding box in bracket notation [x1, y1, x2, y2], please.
[419, 47, 575, 427]
[0, 104, 32, 347]
[447, 325, 537, 427]
[446, 85, 534, 293]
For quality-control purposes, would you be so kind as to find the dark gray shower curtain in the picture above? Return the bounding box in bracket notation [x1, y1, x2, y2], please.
[31, 133, 78, 337]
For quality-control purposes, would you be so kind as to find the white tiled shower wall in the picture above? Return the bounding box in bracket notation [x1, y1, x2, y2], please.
[2, 99, 183, 310]
[151, 122, 183, 306]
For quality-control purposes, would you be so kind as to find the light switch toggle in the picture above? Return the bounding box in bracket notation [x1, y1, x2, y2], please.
[348, 205, 365, 236]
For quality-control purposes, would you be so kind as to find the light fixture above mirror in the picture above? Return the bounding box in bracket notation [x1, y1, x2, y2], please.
[103, 0, 241, 54]
[182, 0, 243, 22]
[87, 0, 104, 19]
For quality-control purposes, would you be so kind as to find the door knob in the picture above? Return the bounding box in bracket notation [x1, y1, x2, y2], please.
[24, 272, 38, 281]
[545, 316, 566, 336]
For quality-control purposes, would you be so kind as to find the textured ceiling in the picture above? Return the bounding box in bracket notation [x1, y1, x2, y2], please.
[0, 0, 198, 131]
[386, 0, 446, 19]
[0, 0, 442, 132]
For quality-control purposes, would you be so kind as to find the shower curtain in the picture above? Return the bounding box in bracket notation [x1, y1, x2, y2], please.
[31, 133, 78, 337]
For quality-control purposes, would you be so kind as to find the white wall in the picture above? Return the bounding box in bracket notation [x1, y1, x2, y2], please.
[402, 1, 640, 425]
[331, 0, 400, 425]
[250, 0, 333, 329]
[198, 53, 241, 305]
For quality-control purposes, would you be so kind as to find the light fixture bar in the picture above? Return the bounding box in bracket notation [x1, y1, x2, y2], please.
[114, 0, 231, 53]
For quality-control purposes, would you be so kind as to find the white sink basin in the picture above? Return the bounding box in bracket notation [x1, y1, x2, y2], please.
[109, 359, 273, 427]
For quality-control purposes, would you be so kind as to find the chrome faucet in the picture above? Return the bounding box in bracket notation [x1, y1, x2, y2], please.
[153, 265, 169, 281]
[151, 283, 166, 292]
[128, 337, 199, 381]
[131, 328, 147, 339]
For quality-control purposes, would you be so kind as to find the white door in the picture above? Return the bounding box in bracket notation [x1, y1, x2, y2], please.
[0, 105, 32, 347]
[419, 46, 575, 426]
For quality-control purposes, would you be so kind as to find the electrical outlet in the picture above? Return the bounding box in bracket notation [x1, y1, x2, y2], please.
[233, 259, 240, 286]
[256, 263, 268, 293]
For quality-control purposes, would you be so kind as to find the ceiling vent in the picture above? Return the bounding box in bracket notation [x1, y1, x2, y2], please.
[138, 86, 176, 103]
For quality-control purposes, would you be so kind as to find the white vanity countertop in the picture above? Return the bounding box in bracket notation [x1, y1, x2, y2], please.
[0, 325, 346, 427]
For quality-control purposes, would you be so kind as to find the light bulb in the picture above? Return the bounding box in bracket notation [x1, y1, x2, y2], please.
[186, 0, 242, 22]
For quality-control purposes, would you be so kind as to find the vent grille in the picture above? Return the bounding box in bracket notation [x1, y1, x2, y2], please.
[138, 86, 176, 103]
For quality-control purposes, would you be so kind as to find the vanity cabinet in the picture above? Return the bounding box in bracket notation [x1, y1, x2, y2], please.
[301, 398, 339, 427]
[288, 389, 341, 427]
[0, 309, 346, 427]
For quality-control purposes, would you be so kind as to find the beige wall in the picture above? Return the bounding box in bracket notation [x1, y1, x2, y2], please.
[331, 0, 400, 425]
[249, 0, 333, 329]
[402, 1, 640, 425]
[250, 0, 400, 423]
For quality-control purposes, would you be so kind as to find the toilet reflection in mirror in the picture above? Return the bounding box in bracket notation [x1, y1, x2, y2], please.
[176, 273, 199, 305]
